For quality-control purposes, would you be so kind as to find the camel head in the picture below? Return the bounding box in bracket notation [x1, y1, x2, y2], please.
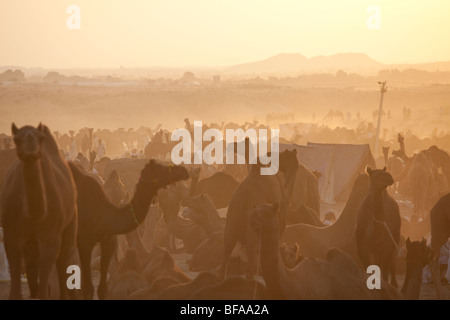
[180, 193, 216, 225]
[12, 123, 45, 162]
[405, 238, 434, 267]
[366, 166, 394, 192]
[278, 149, 298, 175]
[139, 160, 189, 190]
[280, 243, 303, 269]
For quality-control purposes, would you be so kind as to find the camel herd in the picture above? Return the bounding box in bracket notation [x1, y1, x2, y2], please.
[0, 122, 449, 300]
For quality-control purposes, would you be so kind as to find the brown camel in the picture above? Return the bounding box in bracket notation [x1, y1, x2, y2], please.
[189, 167, 239, 209]
[430, 192, 450, 299]
[402, 238, 434, 300]
[282, 173, 370, 259]
[285, 204, 323, 226]
[355, 167, 400, 287]
[68, 160, 189, 300]
[1, 123, 77, 300]
[382, 146, 404, 184]
[290, 164, 321, 215]
[220, 149, 299, 278]
[106, 249, 147, 299]
[409, 153, 438, 218]
[250, 203, 401, 300]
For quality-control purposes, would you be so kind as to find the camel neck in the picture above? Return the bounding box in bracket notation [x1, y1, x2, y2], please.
[383, 153, 389, 166]
[401, 261, 424, 300]
[371, 188, 385, 221]
[22, 159, 47, 220]
[104, 178, 159, 235]
[130, 180, 158, 224]
[333, 186, 367, 230]
[259, 224, 286, 300]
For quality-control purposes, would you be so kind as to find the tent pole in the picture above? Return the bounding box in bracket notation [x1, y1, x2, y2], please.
[374, 81, 387, 159]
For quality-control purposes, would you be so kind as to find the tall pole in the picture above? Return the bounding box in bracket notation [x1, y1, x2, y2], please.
[374, 81, 387, 159]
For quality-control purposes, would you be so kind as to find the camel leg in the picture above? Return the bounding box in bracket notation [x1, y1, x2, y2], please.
[245, 230, 259, 280]
[432, 246, 444, 299]
[37, 241, 60, 300]
[23, 240, 39, 298]
[98, 236, 117, 300]
[78, 241, 95, 300]
[390, 260, 398, 288]
[56, 218, 78, 300]
[220, 228, 237, 278]
[4, 231, 23, 300]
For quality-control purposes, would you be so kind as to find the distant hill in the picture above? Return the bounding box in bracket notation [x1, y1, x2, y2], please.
[225, 53, 450, 76]
[225, 53, 384, 75]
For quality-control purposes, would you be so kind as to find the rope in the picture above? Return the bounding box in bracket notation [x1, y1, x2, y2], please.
[373, 217, 399, 250]
[253, 227, 263, 300]
[129, 202, 140, 226]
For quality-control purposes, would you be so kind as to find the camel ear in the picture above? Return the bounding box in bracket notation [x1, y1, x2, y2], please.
[383, 166, 387, 172]
[422, 237, 427, 245]
[292, 149, 297, 155]
[201, 193, 205, 200]
[37, 123, 44, 132]
[11, 123, 18, 136]
[366, 166, 373, 175]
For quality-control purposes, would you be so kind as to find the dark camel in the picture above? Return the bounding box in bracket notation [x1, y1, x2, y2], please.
[1, 123, 77, 300]
[68, 160, 189, 300]
[282, 173, 370, 259]
[402, 238, 434, 300]
[220, 149, 299, 278]
[189, 167, 239, 209]
[355, 167, 400, 287]
[430, 192, 450, 299]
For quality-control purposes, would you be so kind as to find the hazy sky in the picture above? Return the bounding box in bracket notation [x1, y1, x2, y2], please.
[1, 0, 449, 68]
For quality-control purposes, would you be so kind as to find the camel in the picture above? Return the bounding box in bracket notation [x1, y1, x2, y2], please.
[250, 203, 401, 300]
[402, 238, 434, 300]
[1, 123, 78, 300]
[220, 149, 299, 278]
[290, 164, 321, 215]
[382, 146, 404, 184]
[0, 149, 17, 184]
[159, 185, 206, 253]
[355, 167, 400, 287]
[189, 167, 239, 209]
[68, 160, 189, 300]
[285, 204, 323, 226]
[430, 192, 450, 299]
[408, 153, 438, 218]
[280, 243, 303, 268]
[106, 249, 147, 300]
[281, 173, 370, 259]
